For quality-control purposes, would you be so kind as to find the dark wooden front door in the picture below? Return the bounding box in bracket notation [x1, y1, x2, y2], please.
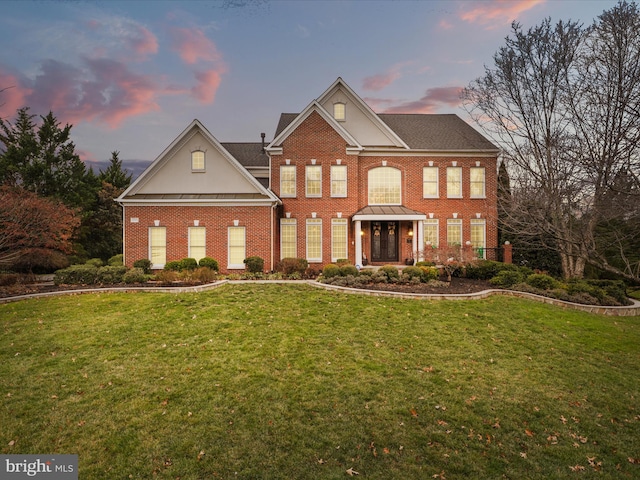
[371, 221, 398, 263]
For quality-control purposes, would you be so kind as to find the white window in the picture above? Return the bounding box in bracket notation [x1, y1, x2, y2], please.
[447, 219, 462, 246]
[331, 218, 348, 261]
[306, 218, 322, 262]
[333, 102, 346, 121]
[149, 227, 166, 268]
[280, 165, 296, 197]
[280, 218, 297, 259]
[423, 219, 439, 247]
[331, 165, 347, 197]
[447, 167, 462, 198]
[368, 166, 401, 205]
[228, 226, 246, 269]
[470, 219, 486, 258]
[188, 227, 206, 262]
[191, 151, 205, 171]
[423, 166, 439, 198]
[306, 165, 322, 197]
[470, 167, 486, 198]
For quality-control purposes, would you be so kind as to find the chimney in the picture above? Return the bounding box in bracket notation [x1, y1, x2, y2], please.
[261, 132, 266, 153]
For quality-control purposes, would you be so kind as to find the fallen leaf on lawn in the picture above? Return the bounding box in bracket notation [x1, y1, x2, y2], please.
[410, 408, 418, 417]
[317, 458, 325, 464]
[520, 452, 527, 458]
[561, 415, 567, 424]
[8, 440, 15, 446]
[437, 419, 448, 426]
[432, 471, 446, 479]
[628, 457, 640, 464]
[569, 465, 585, 472]
[197, 450, 205, 461]
[383, 447, 390, 454]
[579, 436, 588, 443]
[346, 467, 359, 476]
[525, 429, 534, 437]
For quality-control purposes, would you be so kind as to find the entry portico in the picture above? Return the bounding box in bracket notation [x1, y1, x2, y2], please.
[352, 206, 427, 267]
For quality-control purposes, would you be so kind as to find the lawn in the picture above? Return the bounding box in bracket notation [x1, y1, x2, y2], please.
[1, 284, 639, 479]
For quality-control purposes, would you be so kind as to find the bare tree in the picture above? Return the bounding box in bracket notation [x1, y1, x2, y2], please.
[463, 2, 640, 282]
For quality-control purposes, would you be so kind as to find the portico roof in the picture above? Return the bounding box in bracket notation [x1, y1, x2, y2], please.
[351, 205, 427, 221]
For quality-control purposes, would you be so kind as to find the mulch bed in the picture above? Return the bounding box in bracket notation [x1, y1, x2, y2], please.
[0, 277, 494, 299]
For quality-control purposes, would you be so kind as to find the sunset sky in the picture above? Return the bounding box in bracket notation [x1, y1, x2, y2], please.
[0, 0, 617, 176]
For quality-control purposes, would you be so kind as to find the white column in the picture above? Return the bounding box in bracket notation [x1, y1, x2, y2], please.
[411, 220, 418, 262]
[355, 220, 362, 267]
[417, 219, 424, 261]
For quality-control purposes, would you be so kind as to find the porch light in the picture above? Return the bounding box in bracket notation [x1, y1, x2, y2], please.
[408, 228, 413, 237]
[360, 230, 365, 236]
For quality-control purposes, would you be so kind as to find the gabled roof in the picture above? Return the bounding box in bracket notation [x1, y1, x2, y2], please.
[221, 142, 270, 168]
[267, 100, 362, 153]
[117, 119, 279, 205]
[270, 77, 499, 153]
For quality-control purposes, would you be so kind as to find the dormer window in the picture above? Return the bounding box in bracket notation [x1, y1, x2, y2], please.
[333, 102, 346, 121]
[191, 151, 205, 171]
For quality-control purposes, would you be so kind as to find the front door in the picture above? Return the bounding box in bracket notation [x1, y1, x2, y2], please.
[371, 221, 398, 263]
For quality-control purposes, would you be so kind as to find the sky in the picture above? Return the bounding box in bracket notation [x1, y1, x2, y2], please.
[0, 0, 619, 177]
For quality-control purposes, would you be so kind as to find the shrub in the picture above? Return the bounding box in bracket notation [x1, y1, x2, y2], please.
[465, 260, 505, 280]
[123, 268, 147, 284]
[586, 280, 629, 305]
[371, 271, 389, 283]
[379, 265, 400, 281]
[322, 264, 341, 279]
[276, 258, 309, 276]
[108, 254, 124, 266]
[191, 267, 216, 284]
[54, 264, 99, 285]
[95, 265, 128, 284]
[178, 258, 198, 271]
[419, 266, 439, 282]
[526, 273, 561, 291]
[0, 273, 19, 287]
[415, 260, 435, 267]
[133, 259, 152, 274]
[244, 256, 264, 273]
[339, 264, 359, 277]
[402, 266, 423, 282]
[489, 269, 526, 288]
[164, 260, 182, 272]
[336, 258, 350, 266]
[86, 258, 104, 267]
[198, 257, 219, 272]
[155, 270, 178, 285]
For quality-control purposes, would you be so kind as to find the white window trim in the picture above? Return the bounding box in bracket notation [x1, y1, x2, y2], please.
[368, 166, 402, 205]
[330, 165, 347, 198]
[280, 218, 297, 260]
[470, 219, 487, 258]
[188, 226, 206, 261]
[227, 226, 246, 269]
[306, 218, 323, 263]
[447, 166, 463, 199]
[423, 219, 439, 248]
[305, 165, 322, 198]
[191, 151, 205, 172]
[447, 218, 463, 246]
[331, 218, 348, 262]
[280, 165, 296, 198]
[470, 167, 486, 199]
[149, 226, 167, 269]
[423, 166, 439, 198]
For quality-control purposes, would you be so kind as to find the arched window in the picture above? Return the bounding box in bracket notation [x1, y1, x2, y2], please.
[191, 151, 205, 171]
[368, 166, 401, 205]
[333, 102, 346, 121]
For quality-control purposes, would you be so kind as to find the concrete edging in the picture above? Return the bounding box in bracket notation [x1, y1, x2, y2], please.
[0, 279, 638, 316]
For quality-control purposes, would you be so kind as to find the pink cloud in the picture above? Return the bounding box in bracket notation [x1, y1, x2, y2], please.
[170, 27, 223, 65]
[128, 25, 158, 57]
[22, 58, 160, 128]
[460, 0, 545, 28]
[0, 71, 31, 117]
[191, 69, 224, 103]
[382, 86, 464, 114]
[363, 71, 401, 92]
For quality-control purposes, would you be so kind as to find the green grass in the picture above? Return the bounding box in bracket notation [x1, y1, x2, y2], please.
[1, 284, 639, 479]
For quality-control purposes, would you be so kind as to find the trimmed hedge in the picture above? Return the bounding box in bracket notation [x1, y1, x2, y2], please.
[322, 264, 341, 279]
[54, 265, 99, 285]
[198, 257, 219, 272]
[133, 259, 152, 274]
[276, 258, 309, 276]
[244, 256, 264, 273]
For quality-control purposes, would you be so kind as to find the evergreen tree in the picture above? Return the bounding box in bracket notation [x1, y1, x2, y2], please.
[99, 151, 132, 190]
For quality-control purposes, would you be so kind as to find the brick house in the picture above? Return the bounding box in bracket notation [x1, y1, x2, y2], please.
[117, 78, 500, 273]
